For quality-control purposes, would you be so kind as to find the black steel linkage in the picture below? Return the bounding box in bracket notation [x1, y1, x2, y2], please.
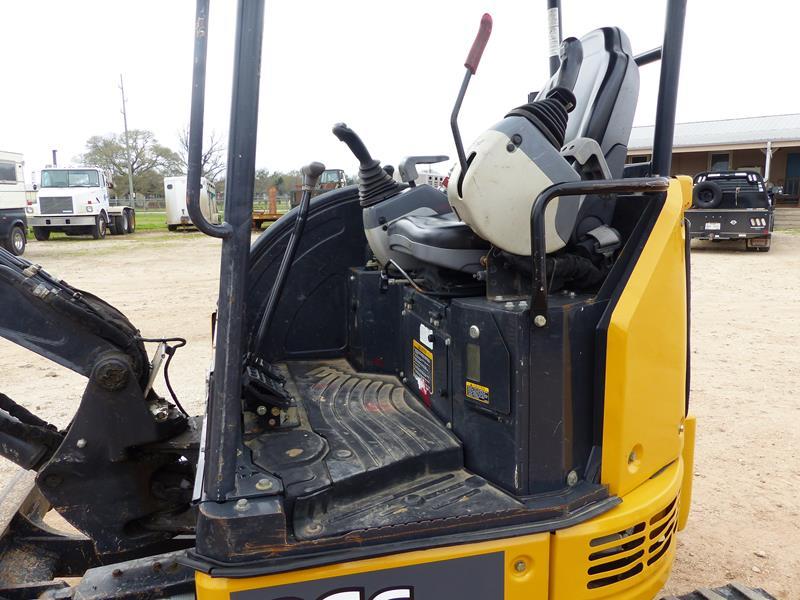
[186, 0, 231, 239]
[651, 0, 687, 177]
[546, 0, 563, 76]
[530, 177, 671, 321]
[634, 46, 662, 67]
[253, 162, 326, 350]
[200, 0, 266, 502]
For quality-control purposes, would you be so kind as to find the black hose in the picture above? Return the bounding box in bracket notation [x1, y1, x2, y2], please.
[136, 336, 189, 417]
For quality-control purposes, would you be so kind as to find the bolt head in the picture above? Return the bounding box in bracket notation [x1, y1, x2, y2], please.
[444, 338, 452, 346]
[533, 315, 547, 328]
[76, 438, 87, 449]
[469, 325, 480, 339]
[256, 405, 267, 416]
[256, 478, 273, 491]
[566, 470, 579, 487]
[514, 560, 526, 573]
[306, 522, 322, 534]
[271, 407, 281, 416]
[235, 498, 249, 511]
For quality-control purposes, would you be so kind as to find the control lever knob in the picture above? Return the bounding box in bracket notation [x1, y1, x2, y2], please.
[302, 161, 326, 191]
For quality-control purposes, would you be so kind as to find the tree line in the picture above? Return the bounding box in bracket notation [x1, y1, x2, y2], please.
[78, 129, 320, 199]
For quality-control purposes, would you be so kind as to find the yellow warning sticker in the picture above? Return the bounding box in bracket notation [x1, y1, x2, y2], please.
[412, 339, 434, 399]
[466, 381, 490, 404]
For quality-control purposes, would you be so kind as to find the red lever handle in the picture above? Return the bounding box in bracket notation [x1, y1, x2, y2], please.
[464, 13, 493, 74]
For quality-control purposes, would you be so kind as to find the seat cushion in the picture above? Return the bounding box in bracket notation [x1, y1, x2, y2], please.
[387, 213, 489, 273]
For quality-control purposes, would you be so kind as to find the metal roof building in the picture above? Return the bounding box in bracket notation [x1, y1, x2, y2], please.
[628, 114, 800, 198]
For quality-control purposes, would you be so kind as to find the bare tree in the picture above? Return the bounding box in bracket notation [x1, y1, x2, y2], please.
[178, 127, 226, 182]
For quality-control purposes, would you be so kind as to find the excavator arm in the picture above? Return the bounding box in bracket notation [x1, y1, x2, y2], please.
[0, 248, 198, 583]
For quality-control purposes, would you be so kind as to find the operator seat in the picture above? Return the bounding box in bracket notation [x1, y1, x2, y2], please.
[387, 26, 639, 272]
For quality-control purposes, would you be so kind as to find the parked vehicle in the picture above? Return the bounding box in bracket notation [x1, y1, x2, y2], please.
[28, 167, 135, 240]
[0, 151, 29, 255]
[164, 175, 219, 231]
[686, 170, 774, 251]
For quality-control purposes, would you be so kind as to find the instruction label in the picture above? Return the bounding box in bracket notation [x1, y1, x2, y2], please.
[412, 339, 434, 402]
[466, 381, 490, 404]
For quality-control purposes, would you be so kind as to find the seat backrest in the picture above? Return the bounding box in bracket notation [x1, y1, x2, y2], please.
[539, 27, 639, 244]
[540, 27, 639, 179]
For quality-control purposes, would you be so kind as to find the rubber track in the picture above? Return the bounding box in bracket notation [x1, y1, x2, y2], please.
[660, 583, 777, 600]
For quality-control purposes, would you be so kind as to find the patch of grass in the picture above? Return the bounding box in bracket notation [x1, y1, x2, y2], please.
[25, 210, 170, 241]
[134, 211, 169, 231]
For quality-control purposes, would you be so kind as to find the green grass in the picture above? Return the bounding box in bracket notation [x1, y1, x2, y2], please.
[25, 210, 171, 241]
[134, 211, 169, 231]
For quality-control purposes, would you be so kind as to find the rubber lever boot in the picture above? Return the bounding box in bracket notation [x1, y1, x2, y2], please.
[333, 123, 401, 207]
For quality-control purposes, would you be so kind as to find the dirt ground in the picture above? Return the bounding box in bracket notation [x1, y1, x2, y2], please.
[1, 230, 798, 597]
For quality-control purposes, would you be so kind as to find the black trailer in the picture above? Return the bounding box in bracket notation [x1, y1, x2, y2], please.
[686, 170, 774, 251]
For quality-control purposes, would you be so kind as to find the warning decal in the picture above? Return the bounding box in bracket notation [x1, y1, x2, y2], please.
[412, 338, 434, 402]
[466, 381, 490, 404]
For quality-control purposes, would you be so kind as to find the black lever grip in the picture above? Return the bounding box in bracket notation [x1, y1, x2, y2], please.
[553, 37, 583, 111]
[332, 123, 373, 166]
[302, 161, 326, 190]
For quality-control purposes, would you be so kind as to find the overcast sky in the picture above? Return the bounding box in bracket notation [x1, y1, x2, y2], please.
[2, 1, 796, 183]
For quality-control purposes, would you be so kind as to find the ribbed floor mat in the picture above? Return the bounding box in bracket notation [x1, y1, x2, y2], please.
[292, 362, 461, 481]
[245, 360, 522, 541]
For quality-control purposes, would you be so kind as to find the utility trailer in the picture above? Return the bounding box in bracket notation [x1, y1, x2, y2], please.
[0, 151, 29, 256]
[164, 175, 220, 231]
[28, 166, 135, 240]
[686, 171, 774, 251]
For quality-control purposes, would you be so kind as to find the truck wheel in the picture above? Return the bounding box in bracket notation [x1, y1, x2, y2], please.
[126, 210, 136, 234]
[120, 211, 129, 234]
[32, 227, 50, 241]
[168, 224, 178, 232]
[92, 216, 107, 240]
[5, 225, 27, 256]
[692, 181, 722, 209]
[111, 215, 123, 235]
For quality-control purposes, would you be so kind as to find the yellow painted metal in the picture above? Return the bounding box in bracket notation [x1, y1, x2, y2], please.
[550, 459, 683, 599]
[676, 175, 693, 209]
[601, 179, 688, 498]
[196, 532, 551, 599]
[677, 414, 696, 531]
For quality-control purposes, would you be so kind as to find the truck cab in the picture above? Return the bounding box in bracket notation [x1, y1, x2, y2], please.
[29, 167, 135, 240]
[0, 151, 29, 256]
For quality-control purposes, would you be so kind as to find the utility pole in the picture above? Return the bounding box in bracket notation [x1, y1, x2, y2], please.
[119, 74, 135, 206]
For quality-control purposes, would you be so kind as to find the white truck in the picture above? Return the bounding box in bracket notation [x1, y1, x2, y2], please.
[0, 151, 30, 256]
[164, 175, 219, 231]
[29, 166, 135, 240]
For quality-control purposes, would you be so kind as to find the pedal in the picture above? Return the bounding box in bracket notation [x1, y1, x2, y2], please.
[242, 358, 295, 429]
[244, 353, 286, 385]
